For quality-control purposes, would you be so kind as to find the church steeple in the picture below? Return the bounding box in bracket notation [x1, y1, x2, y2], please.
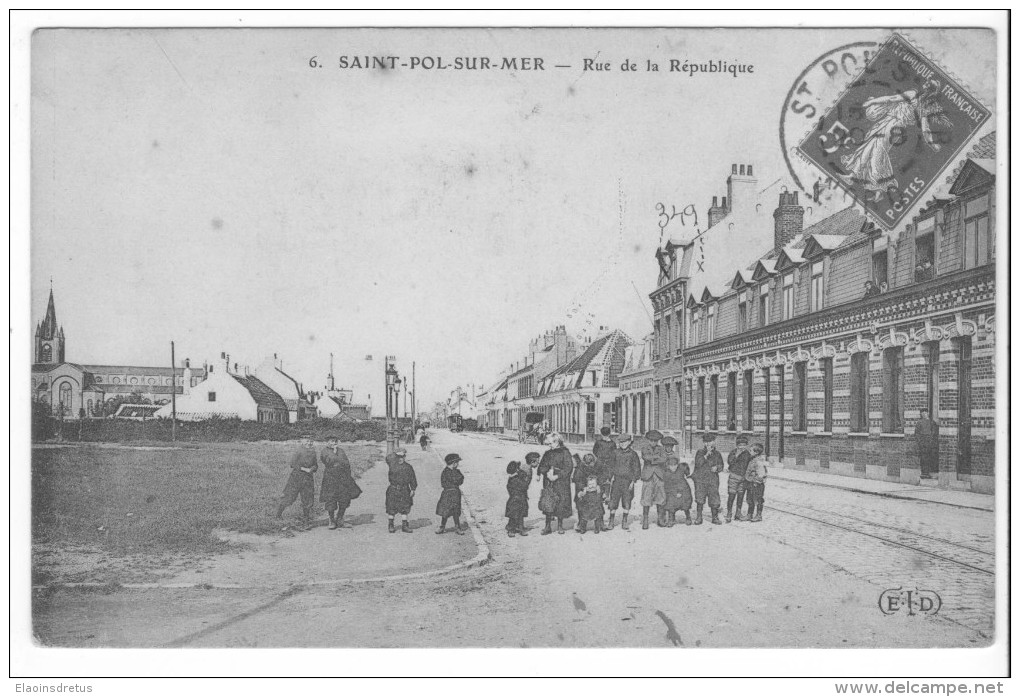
[35, 283, 65, 364]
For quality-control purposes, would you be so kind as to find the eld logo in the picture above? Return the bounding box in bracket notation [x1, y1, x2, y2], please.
[879, 587, 942, 616]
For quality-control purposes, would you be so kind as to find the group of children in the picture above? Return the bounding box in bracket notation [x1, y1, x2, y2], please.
[502, 429, 770, 537]
[276, 429, 769, 540]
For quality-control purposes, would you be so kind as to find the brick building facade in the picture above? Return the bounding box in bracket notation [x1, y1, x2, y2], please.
[649, 134, 997, 493]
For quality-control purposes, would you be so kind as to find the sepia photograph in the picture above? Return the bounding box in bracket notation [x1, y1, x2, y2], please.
[10, 10, 1009, 684]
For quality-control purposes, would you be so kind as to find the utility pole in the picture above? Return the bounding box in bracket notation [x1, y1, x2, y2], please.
[411, 361, 416, 428]
[170, 340, 177, 442]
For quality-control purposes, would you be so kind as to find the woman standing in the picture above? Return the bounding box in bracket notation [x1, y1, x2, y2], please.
[435, 453, 466, 535]
[319, 434, 362, 530]
[537, 434, 573, 535]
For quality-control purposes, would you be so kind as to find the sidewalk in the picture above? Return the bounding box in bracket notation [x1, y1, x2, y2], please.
[483, 432, 993, 512]
[159, 444, 483, 588]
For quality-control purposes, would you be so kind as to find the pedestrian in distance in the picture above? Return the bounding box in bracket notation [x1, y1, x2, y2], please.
[640, 429, 668, 529]
[607, 433, 641, 531]
[435, 453, 466, 535]
[575, 475, 605, 534]
[538, 434, 574, 535]
[661, 436, 692, 526]
[385, 448, 417, 533]
[419, 429, 430, 451]
[319, 434, 362, 530]
[276, 437, 318, 526]
[505, 457, 535, 538]
[725, 434, 753, 522]
[692, 433, 725, 525]
[744, 443, 768, 522]
[915, 408, 940, 479]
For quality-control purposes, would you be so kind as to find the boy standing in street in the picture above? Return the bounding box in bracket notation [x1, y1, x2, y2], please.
[276, 437, 318, 526]
[385, 448, 417, 533]
[505, 459, 533, 538]
[692, 433, 724, 525]
[607, 433, 641, 531]
[725, 435, 752, 522]
[639, 429, 667, 529]
[744, 443, 768, 522]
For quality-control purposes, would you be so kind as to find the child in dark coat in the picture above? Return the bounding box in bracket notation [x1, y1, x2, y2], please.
[435, 453, 465, 535]
[663, 458, 694, 526]
[576, 475, 605, 534]
[504, 459, 533, 537]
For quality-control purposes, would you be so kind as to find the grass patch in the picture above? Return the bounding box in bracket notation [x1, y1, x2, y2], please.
[32, 441, 383, 556]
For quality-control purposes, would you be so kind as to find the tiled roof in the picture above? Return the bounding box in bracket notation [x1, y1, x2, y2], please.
[970, 131, 996, 159]
[231, 374, 288, 411]
[544, 330, 632, 388]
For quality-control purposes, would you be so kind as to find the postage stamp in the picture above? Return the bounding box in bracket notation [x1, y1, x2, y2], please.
[795, 33, 990, 229]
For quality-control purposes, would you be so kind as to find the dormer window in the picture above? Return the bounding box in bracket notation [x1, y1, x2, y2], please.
[707, 304, 717, 342]
[912, 215, 936, 282]
[737, 291, 748, 332]
[809, 260, 825, 312]
[758, 284, 770, 327]
[963, 194, 991, 269]
[783, 273, 795, 320]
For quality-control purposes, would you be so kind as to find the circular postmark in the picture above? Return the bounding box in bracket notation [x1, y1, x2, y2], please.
[779, 41, 879, 202]
[782, 33, 991, 231]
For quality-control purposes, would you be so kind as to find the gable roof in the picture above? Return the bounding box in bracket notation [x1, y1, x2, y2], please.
[231, 374, 288, 411]
[543, 330, 632, 388]
[949, 158, 996, 196]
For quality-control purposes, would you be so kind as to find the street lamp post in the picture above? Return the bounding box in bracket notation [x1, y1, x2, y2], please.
[385, 357, 400, 454]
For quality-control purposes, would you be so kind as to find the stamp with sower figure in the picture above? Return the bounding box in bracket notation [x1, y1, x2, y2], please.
[795, 33, 990, 230]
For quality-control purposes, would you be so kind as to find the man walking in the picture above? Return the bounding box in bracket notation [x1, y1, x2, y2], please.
[607, 433, 641, 531]
[725, 435, 752, 522]
[915, 408, 940, 480]
[692, 433, 724, 525]
[276, 437, 318, 526]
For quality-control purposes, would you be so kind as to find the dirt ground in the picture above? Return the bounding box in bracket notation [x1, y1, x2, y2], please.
[31, 431, 991, 650]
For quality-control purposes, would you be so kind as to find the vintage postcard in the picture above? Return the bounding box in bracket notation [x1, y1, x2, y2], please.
[12, 12, 1008, 682]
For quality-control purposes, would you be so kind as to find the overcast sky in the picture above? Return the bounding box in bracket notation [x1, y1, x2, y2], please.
[30, 28, 994, 413]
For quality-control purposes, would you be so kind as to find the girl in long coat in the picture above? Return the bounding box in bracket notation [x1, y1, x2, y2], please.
[537, 435, 573, 535]
[504, 460, 532, 537]
[319, 437, 362, 530]
[385, 449, 417, 533]
[435, 453, 466, 535]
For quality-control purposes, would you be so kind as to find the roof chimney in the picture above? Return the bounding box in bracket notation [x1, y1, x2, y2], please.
[773, 190, 805, 252]
[726, 163, 757, 213]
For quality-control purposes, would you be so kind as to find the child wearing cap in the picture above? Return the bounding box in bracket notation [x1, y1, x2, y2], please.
[661, 437, 693, 526]
[744, 443, 768, 522]
[504, 459, 533, 537]
[726, 435, 753, 523]
[385, 448, 417, 533]
[576, 475, 605, 534]
[435, 453, 466, 535]
[640, 430, 668, 529]
[607, 434, 641, 531]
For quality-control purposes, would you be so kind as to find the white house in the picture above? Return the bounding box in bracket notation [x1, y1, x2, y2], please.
[155, 367, 289, 422]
